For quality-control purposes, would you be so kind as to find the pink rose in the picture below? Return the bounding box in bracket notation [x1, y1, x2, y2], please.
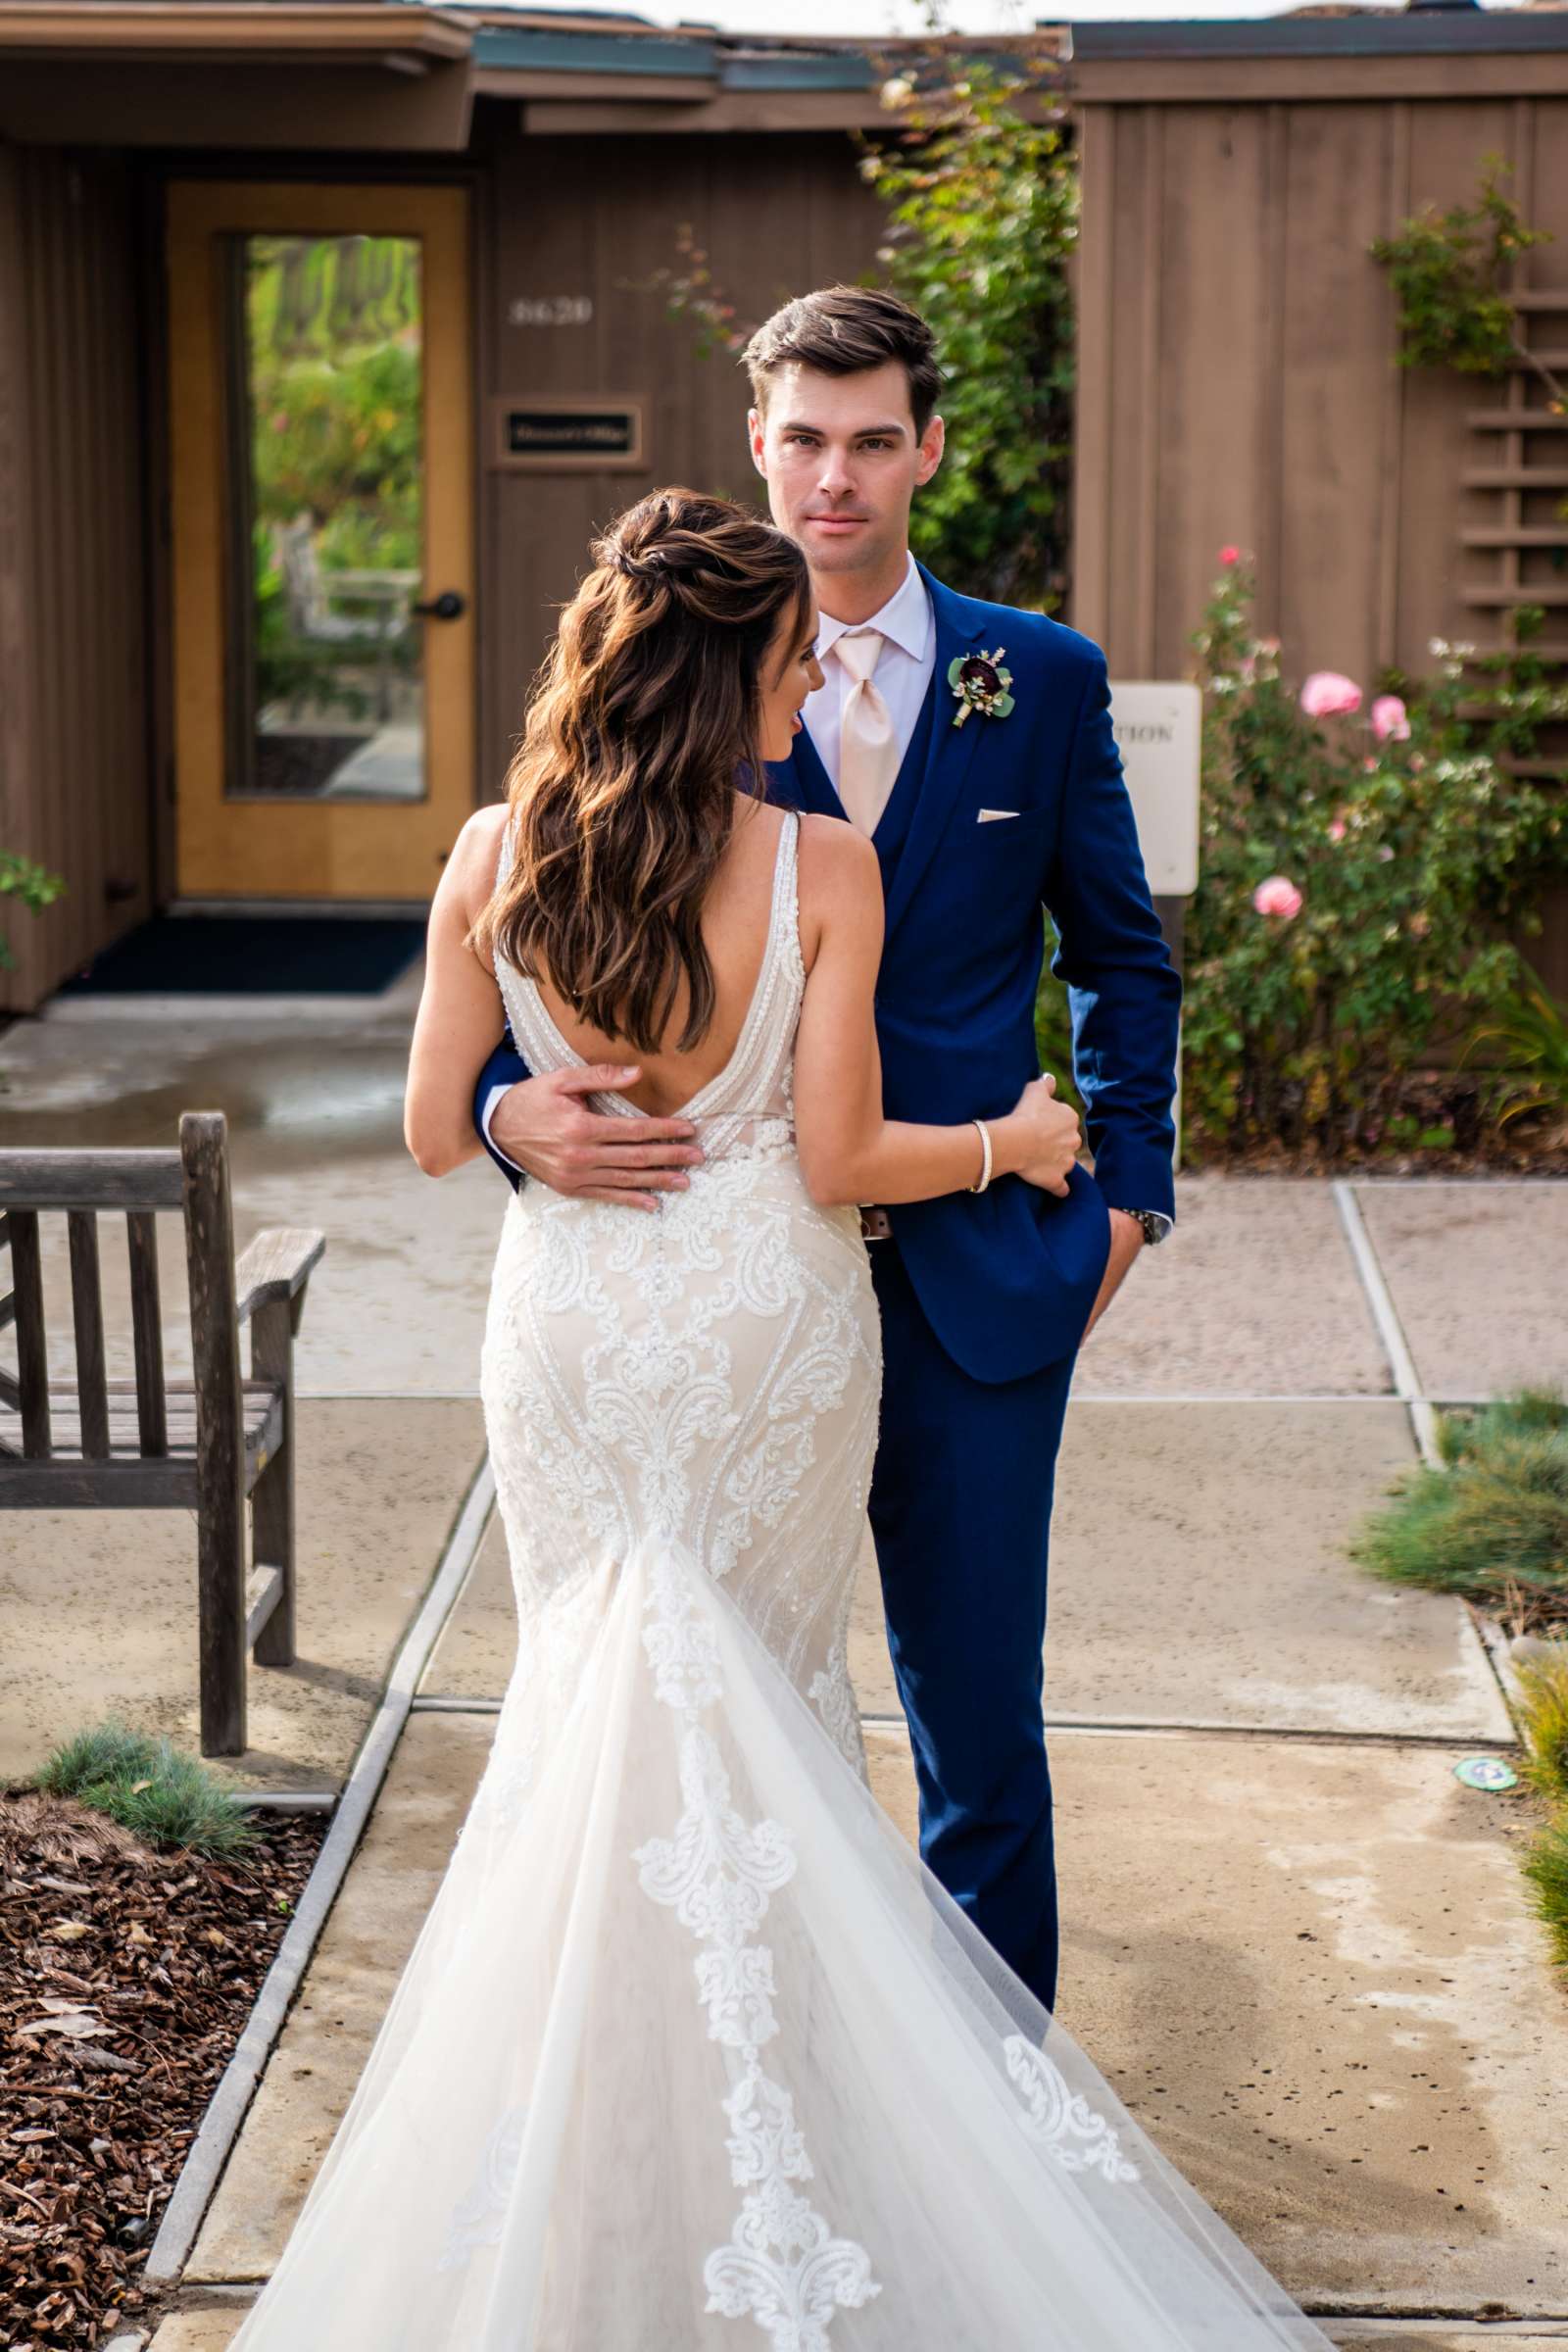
[1328, 818, 1348, 843]
[1371, 695, 1410, 743]
[1253, 875, 1303, 919]
[1218, 544, 1242, 566]
[1299, 671, 1362, 718]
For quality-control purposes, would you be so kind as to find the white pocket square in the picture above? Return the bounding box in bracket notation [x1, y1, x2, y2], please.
[977, 808, 1020, 823]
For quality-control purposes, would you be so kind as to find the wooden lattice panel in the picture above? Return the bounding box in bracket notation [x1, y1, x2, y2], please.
[1460, 290, 1568, 790]
[1461, 291, 1568, 621]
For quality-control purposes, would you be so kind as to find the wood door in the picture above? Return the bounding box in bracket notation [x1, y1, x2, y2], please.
[166, 180, 473, 902]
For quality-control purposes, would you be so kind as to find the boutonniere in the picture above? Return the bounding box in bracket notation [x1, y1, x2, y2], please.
[948, 648, 1015, 729]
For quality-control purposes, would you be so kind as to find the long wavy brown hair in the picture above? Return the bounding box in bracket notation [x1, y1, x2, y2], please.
[473, 488, 811, 1055]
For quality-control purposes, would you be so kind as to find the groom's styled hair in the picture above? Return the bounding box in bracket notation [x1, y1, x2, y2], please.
[742, 287, 944, 436]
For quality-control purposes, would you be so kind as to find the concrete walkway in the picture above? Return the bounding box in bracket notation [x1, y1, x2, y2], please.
[2, 996, 1565, 2347]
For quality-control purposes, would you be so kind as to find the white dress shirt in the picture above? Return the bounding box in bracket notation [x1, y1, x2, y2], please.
[803, 552, 936, 794]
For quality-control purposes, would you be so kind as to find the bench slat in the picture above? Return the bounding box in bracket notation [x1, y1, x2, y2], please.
[0, 1379, 277, 1460]
[0, 1457, 202, 1508]
[8, 1210, 50, 1458]
[67, 1211, 111, 1459]
[126, 1211, 169, 1456]
[0, 1150, 185, 1211]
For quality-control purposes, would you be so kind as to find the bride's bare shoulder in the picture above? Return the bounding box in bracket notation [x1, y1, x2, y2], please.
[796, 813, 882, 968]
[459, 800, 511, 858]
[445, 800, 512, 909]
[798, 811, 879, 892]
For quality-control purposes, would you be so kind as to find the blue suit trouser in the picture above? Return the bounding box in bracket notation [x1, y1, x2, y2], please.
[867, 1241, 1076, 2015]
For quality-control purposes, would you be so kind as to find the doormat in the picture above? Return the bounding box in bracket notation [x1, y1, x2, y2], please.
[56, 915, 426, 998]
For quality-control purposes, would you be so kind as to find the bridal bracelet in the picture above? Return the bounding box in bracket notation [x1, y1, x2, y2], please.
[968, 1118, 994, 1196]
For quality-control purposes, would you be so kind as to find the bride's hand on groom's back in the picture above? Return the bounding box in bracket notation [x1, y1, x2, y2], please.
[1003, 1075, 1081, 1198]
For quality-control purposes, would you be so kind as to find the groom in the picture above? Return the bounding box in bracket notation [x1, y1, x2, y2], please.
[472, 287, 1179, 2014]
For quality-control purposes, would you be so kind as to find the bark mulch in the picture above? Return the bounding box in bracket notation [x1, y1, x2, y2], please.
[1, 1789, 327, 2350]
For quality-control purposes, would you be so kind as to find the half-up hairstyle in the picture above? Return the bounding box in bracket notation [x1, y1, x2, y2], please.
[474, 487, 811, 1055]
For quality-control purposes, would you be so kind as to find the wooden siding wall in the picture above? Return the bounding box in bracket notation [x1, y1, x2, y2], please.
[474, 124, 884, 795]
[0, 143, 151, 1014]
[1072, 90, 1568, 991]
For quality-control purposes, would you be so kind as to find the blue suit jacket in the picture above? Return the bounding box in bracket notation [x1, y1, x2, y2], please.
[471, 565, 1180, 1385]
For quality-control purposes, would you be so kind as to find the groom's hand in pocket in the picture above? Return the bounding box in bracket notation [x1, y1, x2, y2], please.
[489, 1065, 704, 1211]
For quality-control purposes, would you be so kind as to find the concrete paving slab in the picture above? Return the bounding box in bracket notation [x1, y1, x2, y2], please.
[1050, 1401, 1501, 1740]
[0, 1007, 507, 1396]
[0, 1398, 485, 1789]
[186, 1710, 494, 2281]
[1354, 1181, 1568, 1402]
[142, 2297, 254, 2352]
[850, 1404, 1511, 1742]
[1077, 1176, 1393, 1397]
[417, 1508, 515, 1696]
[868, 1721, 1568, 2313]
[1328, 2336, 1568, 2349]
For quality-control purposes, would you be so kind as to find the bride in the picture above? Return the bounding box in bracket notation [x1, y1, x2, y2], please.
[229, 490, 1335, 2349]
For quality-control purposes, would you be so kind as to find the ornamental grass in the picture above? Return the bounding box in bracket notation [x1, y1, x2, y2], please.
[35, 1720, 256, 1857]
[1349, 1390, 1568, 1628]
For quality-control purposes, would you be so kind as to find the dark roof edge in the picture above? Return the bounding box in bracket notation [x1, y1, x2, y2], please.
[1064, 12, 1568, 62]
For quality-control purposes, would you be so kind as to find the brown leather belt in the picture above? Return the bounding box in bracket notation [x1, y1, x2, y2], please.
[859, 1207, 894, 1245]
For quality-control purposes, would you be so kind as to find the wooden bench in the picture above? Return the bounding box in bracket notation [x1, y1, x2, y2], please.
[0, 1112, 324, 1756]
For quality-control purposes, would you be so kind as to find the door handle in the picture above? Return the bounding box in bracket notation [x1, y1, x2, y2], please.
[411, 589, 466, 621]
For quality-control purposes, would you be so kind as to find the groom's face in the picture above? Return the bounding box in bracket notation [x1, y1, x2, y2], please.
[749, 362, 944, 588]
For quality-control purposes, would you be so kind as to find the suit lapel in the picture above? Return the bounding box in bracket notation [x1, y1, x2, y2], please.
[881, 566, 989, 943]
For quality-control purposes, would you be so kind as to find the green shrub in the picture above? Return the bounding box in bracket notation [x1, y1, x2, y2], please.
[1370, 155, 1553, 381]
[1517, 1650, 1568, 1806]
[1184, 560, 1568, 1156]
[1464, 975, 1568, 1132]
[858, 54, 1076, 608]
[1, 848, 65, 971]
[1523, 1815, 1568, 1973]
[1350, 1391, 1568, 1621]
[36, 1721, 257, 1857]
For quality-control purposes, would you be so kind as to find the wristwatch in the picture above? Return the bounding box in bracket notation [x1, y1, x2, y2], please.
[1113, 1206, 1170, 1248]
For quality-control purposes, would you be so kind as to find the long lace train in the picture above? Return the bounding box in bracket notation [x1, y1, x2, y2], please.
[230, 1524, 1336, 2349]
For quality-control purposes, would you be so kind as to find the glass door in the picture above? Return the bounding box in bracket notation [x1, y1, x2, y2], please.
[166, 182, 473, 901]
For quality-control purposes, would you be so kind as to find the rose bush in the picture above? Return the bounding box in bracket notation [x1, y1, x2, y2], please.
[1180, 555, 1568, 1156]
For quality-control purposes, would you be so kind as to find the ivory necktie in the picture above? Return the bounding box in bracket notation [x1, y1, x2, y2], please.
[834, 628, 901, 839]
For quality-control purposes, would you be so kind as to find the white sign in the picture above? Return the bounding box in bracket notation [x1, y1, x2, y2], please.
[1107, 680, 1201, 896]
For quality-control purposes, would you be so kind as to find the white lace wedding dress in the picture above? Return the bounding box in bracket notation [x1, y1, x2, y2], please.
[230, 812, 1336, 2350]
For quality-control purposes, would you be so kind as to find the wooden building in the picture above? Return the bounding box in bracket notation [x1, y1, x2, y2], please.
[1069, 6, 1568, 989]
[2, 3, 1567, 1011]
[0, 8, 891, 1008]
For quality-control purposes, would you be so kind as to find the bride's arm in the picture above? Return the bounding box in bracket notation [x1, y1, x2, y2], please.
[792, 819, 1080, 1208]
[405, 808, 511, 1177]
